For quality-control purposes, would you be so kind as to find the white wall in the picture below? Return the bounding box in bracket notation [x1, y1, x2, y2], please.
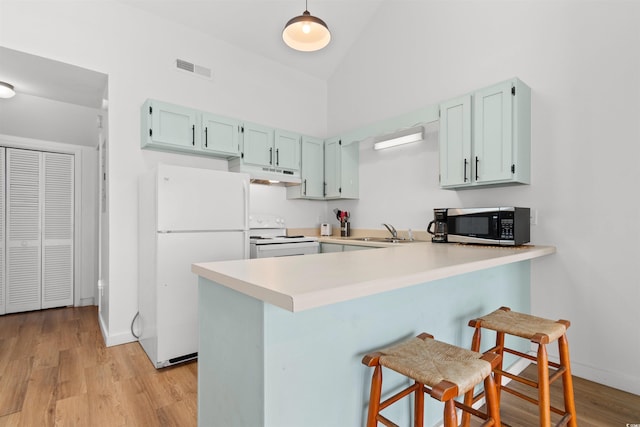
[327, 1, 640, 394]
[0, 93, 102, 147]
[0, 1, 327, 345]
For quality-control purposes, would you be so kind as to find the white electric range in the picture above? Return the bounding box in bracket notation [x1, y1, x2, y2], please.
[249, 214, 319, 258]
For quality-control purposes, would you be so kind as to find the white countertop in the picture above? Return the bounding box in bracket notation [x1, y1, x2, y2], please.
[191, 241, 555, 312]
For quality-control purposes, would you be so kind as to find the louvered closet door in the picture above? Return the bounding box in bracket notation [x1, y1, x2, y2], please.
[42, 153, 74, 308]
[0, 148, 5, 315]
[6, 149, 42, 313]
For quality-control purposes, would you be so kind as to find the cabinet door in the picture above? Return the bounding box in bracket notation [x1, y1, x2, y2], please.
[201, 113, 240, 157]
[473, 81, 513, 183]
[439, 95, 472, 187]
[324, 137, 341, 198]
[148, 100, 198, 149]
[339, 140, 359, 199]
[6, 149, 42, 314]
[242, 123, 274, 167]
[300, 136, 324, 198]
[42, 153, 74, 309]
[274, 130, 300, 170]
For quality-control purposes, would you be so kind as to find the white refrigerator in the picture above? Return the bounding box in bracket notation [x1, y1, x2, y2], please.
[138, 164, 249, 368]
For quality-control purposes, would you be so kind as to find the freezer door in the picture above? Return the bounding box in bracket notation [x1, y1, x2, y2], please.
[156, 165, 249, 232]
[155, 231, 248, 365]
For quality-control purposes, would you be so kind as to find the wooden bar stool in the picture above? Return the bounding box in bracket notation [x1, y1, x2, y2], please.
[362, 332, 502, 427]
[463, 307, 577, 427]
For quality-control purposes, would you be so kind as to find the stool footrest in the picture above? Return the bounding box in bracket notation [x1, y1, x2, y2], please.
[378, 383, 421, 412]
[502, 384, 569, 417]
[377, 414, 399, 427]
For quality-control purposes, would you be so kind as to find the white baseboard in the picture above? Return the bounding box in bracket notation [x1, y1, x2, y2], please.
[571, 360, 640, 396]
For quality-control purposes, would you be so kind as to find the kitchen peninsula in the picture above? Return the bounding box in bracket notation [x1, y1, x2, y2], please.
[192, 242, 555, 427]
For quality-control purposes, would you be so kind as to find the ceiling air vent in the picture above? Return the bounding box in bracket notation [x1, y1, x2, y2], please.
[176, 59, 212, 80]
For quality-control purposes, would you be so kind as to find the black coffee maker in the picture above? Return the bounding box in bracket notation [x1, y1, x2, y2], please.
[427, 208, 448, 243]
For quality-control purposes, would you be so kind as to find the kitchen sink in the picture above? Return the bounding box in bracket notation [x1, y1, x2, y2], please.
[349, 237, 414, 244]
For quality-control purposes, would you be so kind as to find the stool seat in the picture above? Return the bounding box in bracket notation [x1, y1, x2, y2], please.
[362, 333, 501, 427]
[474, 308, 568, 343]
[463, 307, 577, 427]
[378, 335, 493, 395]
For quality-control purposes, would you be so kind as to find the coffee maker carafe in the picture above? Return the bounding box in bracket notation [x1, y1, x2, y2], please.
[427, 208, 448, 243]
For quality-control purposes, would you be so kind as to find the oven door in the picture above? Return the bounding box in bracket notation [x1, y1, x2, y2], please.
[250, 241, 320, 259]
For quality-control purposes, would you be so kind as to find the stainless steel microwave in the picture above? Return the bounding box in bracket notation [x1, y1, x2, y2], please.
[444, 207, 530, 246]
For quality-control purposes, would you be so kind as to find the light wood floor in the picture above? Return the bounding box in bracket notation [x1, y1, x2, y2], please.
[1, 306, 639, 426]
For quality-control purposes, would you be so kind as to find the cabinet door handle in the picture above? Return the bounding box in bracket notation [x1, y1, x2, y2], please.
[192, 125, 195, 146]
[464, 158, 468, 182]
[269, 147, 273, 165]
[276, 148, 279, 166]
[204, 127, 208, 148]
[475, 156, 479, 181]
[303, 179, 307, 195]
[323, 182, 327, 197]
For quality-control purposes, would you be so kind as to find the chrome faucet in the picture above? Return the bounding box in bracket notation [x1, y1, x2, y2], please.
[382, 223, 398, 239]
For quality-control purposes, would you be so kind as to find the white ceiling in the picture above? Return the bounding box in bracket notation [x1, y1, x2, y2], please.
[0, 46, 108, 109]
[125, 0, 385, 80]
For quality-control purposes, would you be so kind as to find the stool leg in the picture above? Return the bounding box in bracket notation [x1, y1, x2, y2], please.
[537, 343, 551, 427]
[442, 399, 457, 427]
[462, 326, 482, 427]
[414, 382, 424, 427]
[483, 373, 501, 426]
[558, 334, 578, 427]
[367, 365, 382, 427]
[494, 331, 505, 406]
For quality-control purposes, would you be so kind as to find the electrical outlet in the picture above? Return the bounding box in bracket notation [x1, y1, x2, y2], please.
[530, 209, 538, 225]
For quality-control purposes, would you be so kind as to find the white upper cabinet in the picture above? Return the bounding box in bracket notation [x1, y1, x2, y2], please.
[201, 113, 241, 157]
[439, 78, 531, 189]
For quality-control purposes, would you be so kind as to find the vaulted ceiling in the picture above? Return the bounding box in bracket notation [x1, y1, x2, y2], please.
[125, 0, 385, 80]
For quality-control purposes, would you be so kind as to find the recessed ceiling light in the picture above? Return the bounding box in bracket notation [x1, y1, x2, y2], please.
[0, 81, 16, 99]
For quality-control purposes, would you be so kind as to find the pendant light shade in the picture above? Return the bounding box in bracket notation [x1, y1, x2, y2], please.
[0, 81, 16, 99]
[282, 2, 331, 52]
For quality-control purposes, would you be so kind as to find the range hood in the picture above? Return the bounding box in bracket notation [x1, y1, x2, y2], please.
[228, 158, 302, 185]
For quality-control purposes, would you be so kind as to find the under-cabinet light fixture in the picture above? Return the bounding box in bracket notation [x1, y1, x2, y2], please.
[373, 126, 425, 150]
[282, 0, 331, 52]
[0, 81, 16, 99]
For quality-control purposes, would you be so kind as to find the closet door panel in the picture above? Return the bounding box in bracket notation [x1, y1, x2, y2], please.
[6, 149, 42, 313]
[0, 148, 5, 315]
[42, 153, 74, 308]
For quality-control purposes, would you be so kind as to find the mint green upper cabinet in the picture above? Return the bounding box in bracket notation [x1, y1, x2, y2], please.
[201, 113, 240, 157]
[474, 81, 514, 183]
[439, 78, 531, 189]
[324, 137, 340, 198]
[300, 136, 324, 198]
[439, 95, 472, 187]
[324, 137, 359, 200]
[274, 130, 301, 171]
[142, 100, 198, 151]
[242, 122, 275, 167]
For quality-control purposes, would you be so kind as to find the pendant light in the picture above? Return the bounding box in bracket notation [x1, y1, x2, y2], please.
[282, 0, 331, 52]
[0, 81, 16, 99]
